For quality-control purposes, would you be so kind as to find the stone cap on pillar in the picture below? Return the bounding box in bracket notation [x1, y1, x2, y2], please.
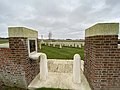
[85, 23, 119, 37]
[8, 27, 38, 38]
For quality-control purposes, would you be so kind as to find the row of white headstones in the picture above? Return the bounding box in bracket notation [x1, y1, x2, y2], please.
[40, 53, 82, 84]
[40, 42, 84, 49]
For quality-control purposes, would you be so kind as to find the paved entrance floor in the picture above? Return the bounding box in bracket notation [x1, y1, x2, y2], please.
[28, 72, 91, 90]
[28, 59, 91, 90]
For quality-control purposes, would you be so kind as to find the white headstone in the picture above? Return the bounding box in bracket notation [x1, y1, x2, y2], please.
[40, 53, 48, 80]
[73, 54, 81, 83]
[45, 43, 47, 45]
[79, 45, 81, 48]
[68, 44, 71, 47]
[59, 44, 62, 49]
[75, 44, 77, 48]
[82, 43, 84, 46]
[48, 43, 50, 46]
[53, 44, 56, 47]
[72, 44, 74, 47]
[39, 43, 41, 49]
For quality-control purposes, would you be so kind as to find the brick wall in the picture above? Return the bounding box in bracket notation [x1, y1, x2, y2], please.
[0, 81, 3, 85]
[0, 37, 39, 89]
[0, 48, 27, 88]
[9, 37, 39, 86]
[84, 23, 120, 90]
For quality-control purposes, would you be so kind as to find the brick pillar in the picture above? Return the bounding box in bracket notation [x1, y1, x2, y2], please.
[9, 27, 40, 87]
[84, 23, 120, 90]
[0, 27, 40, 89]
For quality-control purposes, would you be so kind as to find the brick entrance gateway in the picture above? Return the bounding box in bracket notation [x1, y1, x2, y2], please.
[84, 23, 120, 90]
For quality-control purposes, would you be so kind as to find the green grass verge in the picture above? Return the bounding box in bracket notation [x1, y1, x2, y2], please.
[0, 39, 8, 44]
[40, 45, 84, 60]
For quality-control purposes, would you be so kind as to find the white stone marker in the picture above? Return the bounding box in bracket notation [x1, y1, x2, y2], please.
[40, 53, 48, 81]
[79, 45, 81, 48]
[59, 44, 62, 49]
[72, 44, 74, 47]
[39, 43, 41, 49]
[75, 44, 78, 48]
[48, 43, 50, 46]
[73, 54, 81, 83]
[45, 43, 47, 45]
[53, 44, 56, 47]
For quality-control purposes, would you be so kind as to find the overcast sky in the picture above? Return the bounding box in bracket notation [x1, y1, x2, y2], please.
[0, 0, 120, 39]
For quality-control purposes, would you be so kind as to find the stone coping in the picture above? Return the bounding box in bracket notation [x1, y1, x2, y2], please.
[8, 27, 38, 38]
[85, 23, 119, 37]
[0, 43, 9, 48]
[48, 59, 73, 61]
[48, 59, 73, 65]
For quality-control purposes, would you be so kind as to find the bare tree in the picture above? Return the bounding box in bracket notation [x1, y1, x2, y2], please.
[41, 35, 43, 39]
[48, 32, 52, 40]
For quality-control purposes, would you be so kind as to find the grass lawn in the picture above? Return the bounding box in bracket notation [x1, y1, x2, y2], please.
[0, 39, 8, 44]
[40, 45, 84, 60]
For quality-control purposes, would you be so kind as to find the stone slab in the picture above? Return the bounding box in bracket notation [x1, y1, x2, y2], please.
[85, 23, 119, 37]
[28, 71, 91, 90]
[8, 27, 38, 38]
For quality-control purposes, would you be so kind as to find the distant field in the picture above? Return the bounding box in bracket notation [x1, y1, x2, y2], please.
[0, 39, 8, 44]
[40, 45, 84, 60]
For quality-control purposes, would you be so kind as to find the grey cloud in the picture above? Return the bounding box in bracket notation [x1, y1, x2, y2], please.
[0, 0, 120, 39]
